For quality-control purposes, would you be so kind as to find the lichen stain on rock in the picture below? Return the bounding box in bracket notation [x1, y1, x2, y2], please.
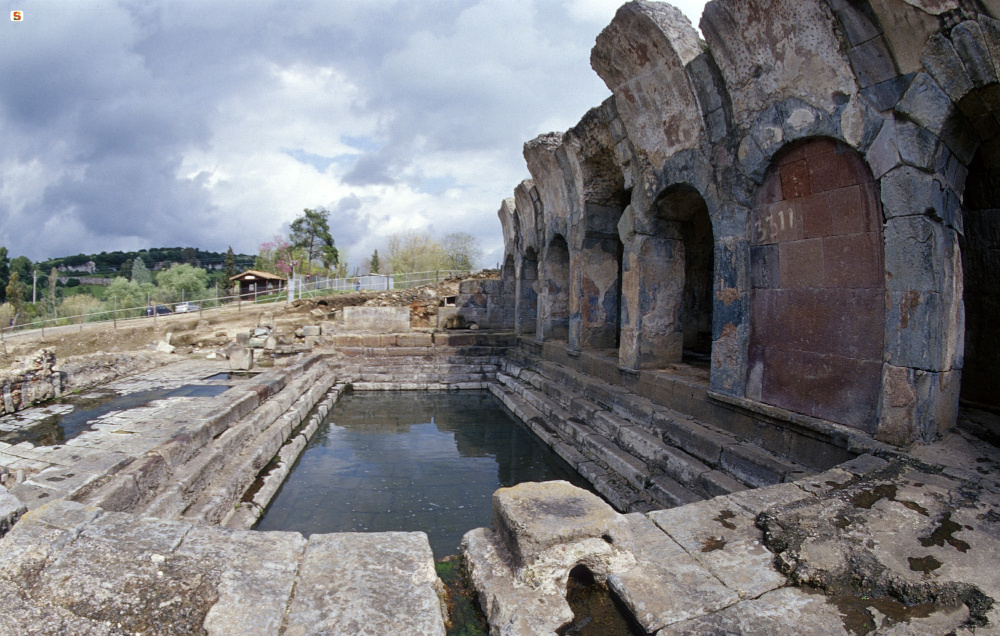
[899, 499, 929, 516]
[908, 554, 943, 574]
[701, 536, 727, 552]
[713, 509, 737, 530]
[898, 291, 920, 329]
[919, 512, 971, 553]
[849, 484, 897, 509]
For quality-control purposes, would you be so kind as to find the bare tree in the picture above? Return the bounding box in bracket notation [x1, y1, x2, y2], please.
[442, 232, 481, 271]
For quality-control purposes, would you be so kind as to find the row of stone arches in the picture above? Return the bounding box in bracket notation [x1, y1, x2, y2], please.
[496, 4, 1000, 445]
[508, 129, 999, 434]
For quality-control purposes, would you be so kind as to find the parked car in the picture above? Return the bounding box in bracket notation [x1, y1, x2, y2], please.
[145, 305, 172, 317]
[174, 302, 200, 313]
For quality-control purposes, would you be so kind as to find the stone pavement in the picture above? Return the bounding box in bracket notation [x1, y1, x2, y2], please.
[463, 427, 1000, 635]
[0, 499, 446, 635]
[0, 360, 249, 509]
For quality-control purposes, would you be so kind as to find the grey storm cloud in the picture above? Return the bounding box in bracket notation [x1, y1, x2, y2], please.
[0, 0, 705, 266]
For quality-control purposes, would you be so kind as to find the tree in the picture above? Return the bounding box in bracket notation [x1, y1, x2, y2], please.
[224, 246, 237, 281]
[120, 258, 134, 280]
[0, 247, 9, 303]
[369, 249, 380, 274]
[48, 267, 59, 314]
[156, 263, 208, 301]
[442, 232, 482, 271]
[385, 232, 448, 274]
[255, 235, 294, 276]
[132, 257, 152, 285]
[105, 277, 142, 308]
[5, 271, 25, 323]
[290, 208, 338, 273]
[9, 256, 32, 285]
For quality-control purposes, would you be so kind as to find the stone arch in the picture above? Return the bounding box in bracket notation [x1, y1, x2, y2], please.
[870, 16, 1000, 443]
[568, 112, 628, 353]
[618, 185, 715, 369]
[539, 236, 570, 341]
[747, 137, 885, 431]
[516, 247, 538, 336]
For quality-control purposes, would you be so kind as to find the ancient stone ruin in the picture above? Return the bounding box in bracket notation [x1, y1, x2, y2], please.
[493, 0, 1000, 448]
[0, 0, 999, 634]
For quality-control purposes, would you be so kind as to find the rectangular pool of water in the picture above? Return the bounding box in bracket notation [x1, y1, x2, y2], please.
[254, 390, 597, 557]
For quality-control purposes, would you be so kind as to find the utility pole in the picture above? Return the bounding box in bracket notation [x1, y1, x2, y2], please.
[32, 270, 38, 304]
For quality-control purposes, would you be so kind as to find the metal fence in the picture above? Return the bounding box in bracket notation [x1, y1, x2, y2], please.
[0, 269, 472, 342]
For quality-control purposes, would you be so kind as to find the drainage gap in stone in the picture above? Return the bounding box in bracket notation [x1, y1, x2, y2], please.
[0, 384, 232, 446]
[253, 389, 597, 557]
[558, 565, 646, 636]
[436, 555, 489, 636]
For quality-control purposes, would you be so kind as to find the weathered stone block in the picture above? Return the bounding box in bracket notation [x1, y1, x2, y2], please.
[492, 480, 630, 571]
[342, 306, 410, 333]
[228, 347, 253, 371]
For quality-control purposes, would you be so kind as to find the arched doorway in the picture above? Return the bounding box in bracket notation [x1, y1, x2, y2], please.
[960, 138, 1000, 409]
[618, 186, 714, 369]
[747, 138, 884, 430]
[516, 248, 538, 336]
[540, 236, 570, 341]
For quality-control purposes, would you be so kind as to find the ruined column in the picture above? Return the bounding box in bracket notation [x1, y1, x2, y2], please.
[618, 207, 685, 369]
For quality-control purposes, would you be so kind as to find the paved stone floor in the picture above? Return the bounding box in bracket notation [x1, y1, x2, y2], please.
[0, 499, 446, 636]
[464, 427, 1000, 635]
[0, 360, 247, 509]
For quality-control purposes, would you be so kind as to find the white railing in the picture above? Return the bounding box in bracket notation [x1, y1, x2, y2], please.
[0, 269, 473, 342]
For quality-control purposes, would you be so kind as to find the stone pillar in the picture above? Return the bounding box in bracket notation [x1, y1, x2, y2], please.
[879, 207, 963, 444]
[618, 230, 685, 369]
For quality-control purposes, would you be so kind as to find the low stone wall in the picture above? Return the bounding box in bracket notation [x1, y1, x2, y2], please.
[327, 331, 515, 390]
[341, 306, 410, 332]
[0, 350, 61, 415]
[59, 352, 169, 393]
[456, 278, 510, 328]
[1, 350, 169, 417]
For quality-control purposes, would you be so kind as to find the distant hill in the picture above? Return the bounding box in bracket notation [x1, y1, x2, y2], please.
[37, 247, 255, 277]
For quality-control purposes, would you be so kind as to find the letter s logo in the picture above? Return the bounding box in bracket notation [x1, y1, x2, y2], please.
[11, 11, 23, 21]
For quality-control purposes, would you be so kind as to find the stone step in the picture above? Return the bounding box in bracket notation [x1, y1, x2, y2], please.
[138, 363, 335, 520]
[496, 374, 646, 511]
[177, 369, 339, 524]
[515, 354, 815, 493]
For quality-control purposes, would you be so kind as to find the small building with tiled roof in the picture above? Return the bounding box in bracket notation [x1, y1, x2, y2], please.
[230, 269, 286, 299]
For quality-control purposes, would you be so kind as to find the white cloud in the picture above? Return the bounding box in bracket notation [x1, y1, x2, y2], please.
[0, 0, 708, 270]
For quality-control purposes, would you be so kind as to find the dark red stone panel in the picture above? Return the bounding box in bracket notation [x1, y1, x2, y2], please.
[779, 238, 824, 289]
[779, 159, 811, 199]
[823, 233, 882, 289]
[828, 185, 867, 235]
[801, 191, 833, 239]
[761, 348, 881, 431]
[749, 138, 885, 430]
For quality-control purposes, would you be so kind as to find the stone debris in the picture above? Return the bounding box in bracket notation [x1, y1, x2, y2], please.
[154, 340, 176, 354]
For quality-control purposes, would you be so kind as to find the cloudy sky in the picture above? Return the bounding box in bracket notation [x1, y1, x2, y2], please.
[0, 0, 707, 271]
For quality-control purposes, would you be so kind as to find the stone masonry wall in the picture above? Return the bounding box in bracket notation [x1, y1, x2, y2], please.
[495, 0, 1000, 446]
